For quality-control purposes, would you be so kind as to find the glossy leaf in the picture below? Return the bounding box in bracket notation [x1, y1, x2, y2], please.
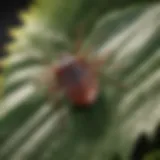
[0, 2, 160, 160]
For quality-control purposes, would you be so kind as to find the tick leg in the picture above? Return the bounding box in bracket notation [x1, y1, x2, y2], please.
[92, 48, 114, 70]
[92, 59, 106, 68]
[74, 23, 96, 60]
[90, 51, 112, 73]
[89, 59, 107, 76]
[47, 84, 65, 112]
[103, 75, 129, 90]
[38, 57, 51, 66]
[48, 95, 64, 112]
[95, 67, 128, 90]
[73, 23, 85, 55]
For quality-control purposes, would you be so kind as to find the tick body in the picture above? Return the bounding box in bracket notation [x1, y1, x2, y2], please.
[36, 25, 126, 109]
[55, 55, 99, 106]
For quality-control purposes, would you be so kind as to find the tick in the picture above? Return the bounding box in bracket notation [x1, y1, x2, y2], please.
[33, 25, 126, 109]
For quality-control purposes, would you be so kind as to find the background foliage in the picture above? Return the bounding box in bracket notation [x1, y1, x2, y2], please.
[0, 0, 160, 160]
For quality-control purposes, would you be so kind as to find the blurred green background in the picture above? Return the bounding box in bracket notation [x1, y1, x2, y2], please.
[0, 0, 160, 160]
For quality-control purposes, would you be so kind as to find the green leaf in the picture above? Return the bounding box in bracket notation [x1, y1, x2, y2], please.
[0, 2, 160, 160]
